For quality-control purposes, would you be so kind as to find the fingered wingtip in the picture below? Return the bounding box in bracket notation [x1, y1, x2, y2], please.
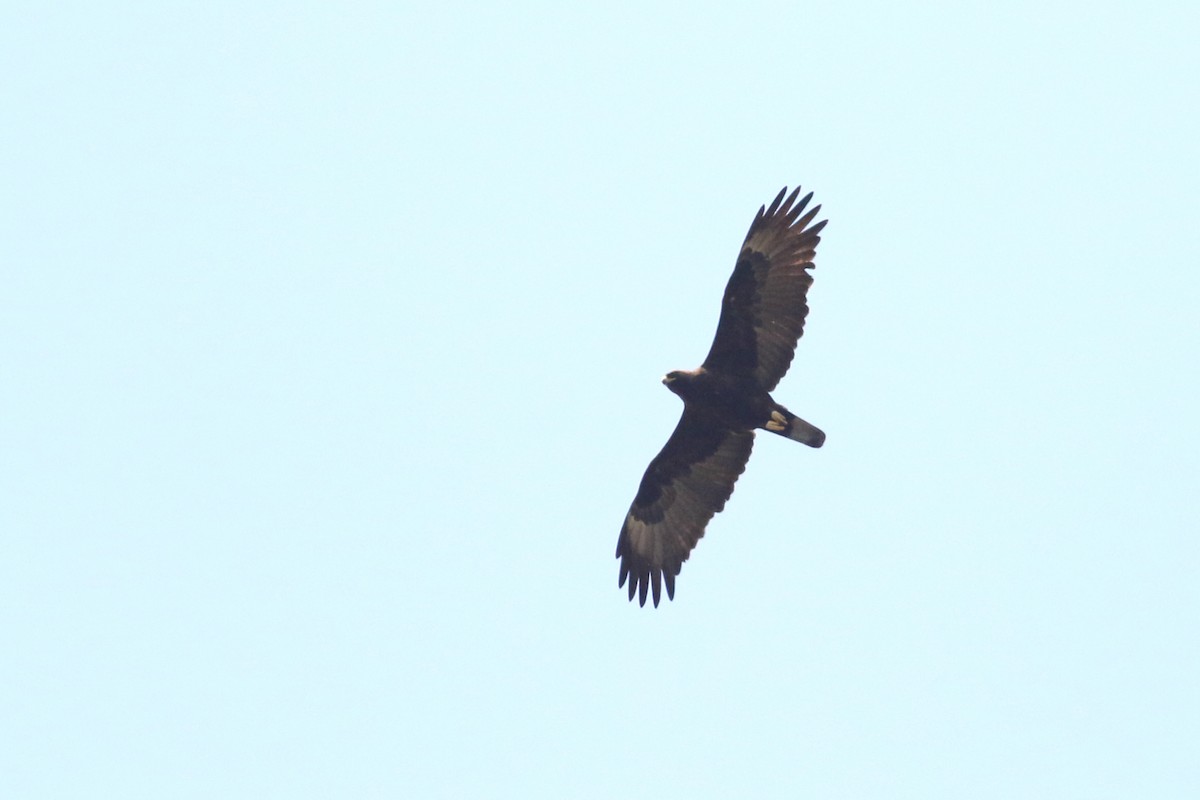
[617, 557, 673, 608]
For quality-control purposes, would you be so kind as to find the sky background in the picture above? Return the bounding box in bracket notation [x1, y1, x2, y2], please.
[3, 2, 1199, 797]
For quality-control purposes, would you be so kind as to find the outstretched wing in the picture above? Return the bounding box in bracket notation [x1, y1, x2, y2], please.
[702, 186, 827, 391]
[615, 412, 755, 607]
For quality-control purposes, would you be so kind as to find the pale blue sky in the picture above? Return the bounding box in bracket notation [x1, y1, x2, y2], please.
[3, 2, 1199, 798]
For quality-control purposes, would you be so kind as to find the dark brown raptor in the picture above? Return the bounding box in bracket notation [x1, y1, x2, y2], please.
[615, 186, 828, 606]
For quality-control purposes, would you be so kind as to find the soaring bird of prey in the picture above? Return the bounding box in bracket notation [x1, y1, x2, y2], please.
[615, 186, 827, 607]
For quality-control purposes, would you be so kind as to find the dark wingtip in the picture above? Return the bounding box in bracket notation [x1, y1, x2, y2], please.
[764, 187, 788, 218]
[616, 556, 675, 608]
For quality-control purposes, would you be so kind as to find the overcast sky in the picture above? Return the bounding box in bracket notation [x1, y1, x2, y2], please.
[4, 2, 1199, 798]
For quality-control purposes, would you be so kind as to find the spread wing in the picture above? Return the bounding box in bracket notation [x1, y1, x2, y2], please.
[615, 412, 755, 607]
[702, 186, 827, 391]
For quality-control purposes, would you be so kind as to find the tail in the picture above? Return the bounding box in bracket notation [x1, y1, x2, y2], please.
[764, 407, 825, 448]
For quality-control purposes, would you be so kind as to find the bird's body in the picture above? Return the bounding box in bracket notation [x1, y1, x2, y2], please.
[662, 367, 824, 447]
[616, 186, 828, 606]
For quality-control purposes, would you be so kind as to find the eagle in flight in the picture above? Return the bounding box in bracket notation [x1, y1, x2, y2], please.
[616, 186, 828, 607]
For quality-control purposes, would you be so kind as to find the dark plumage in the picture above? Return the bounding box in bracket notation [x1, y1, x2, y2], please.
[615, 186, 828, 607]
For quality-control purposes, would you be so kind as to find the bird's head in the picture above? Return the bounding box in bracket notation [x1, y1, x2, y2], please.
[662, 369, 692, 398]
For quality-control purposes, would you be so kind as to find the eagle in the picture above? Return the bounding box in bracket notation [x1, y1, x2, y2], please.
[615, 186, 828, 607]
